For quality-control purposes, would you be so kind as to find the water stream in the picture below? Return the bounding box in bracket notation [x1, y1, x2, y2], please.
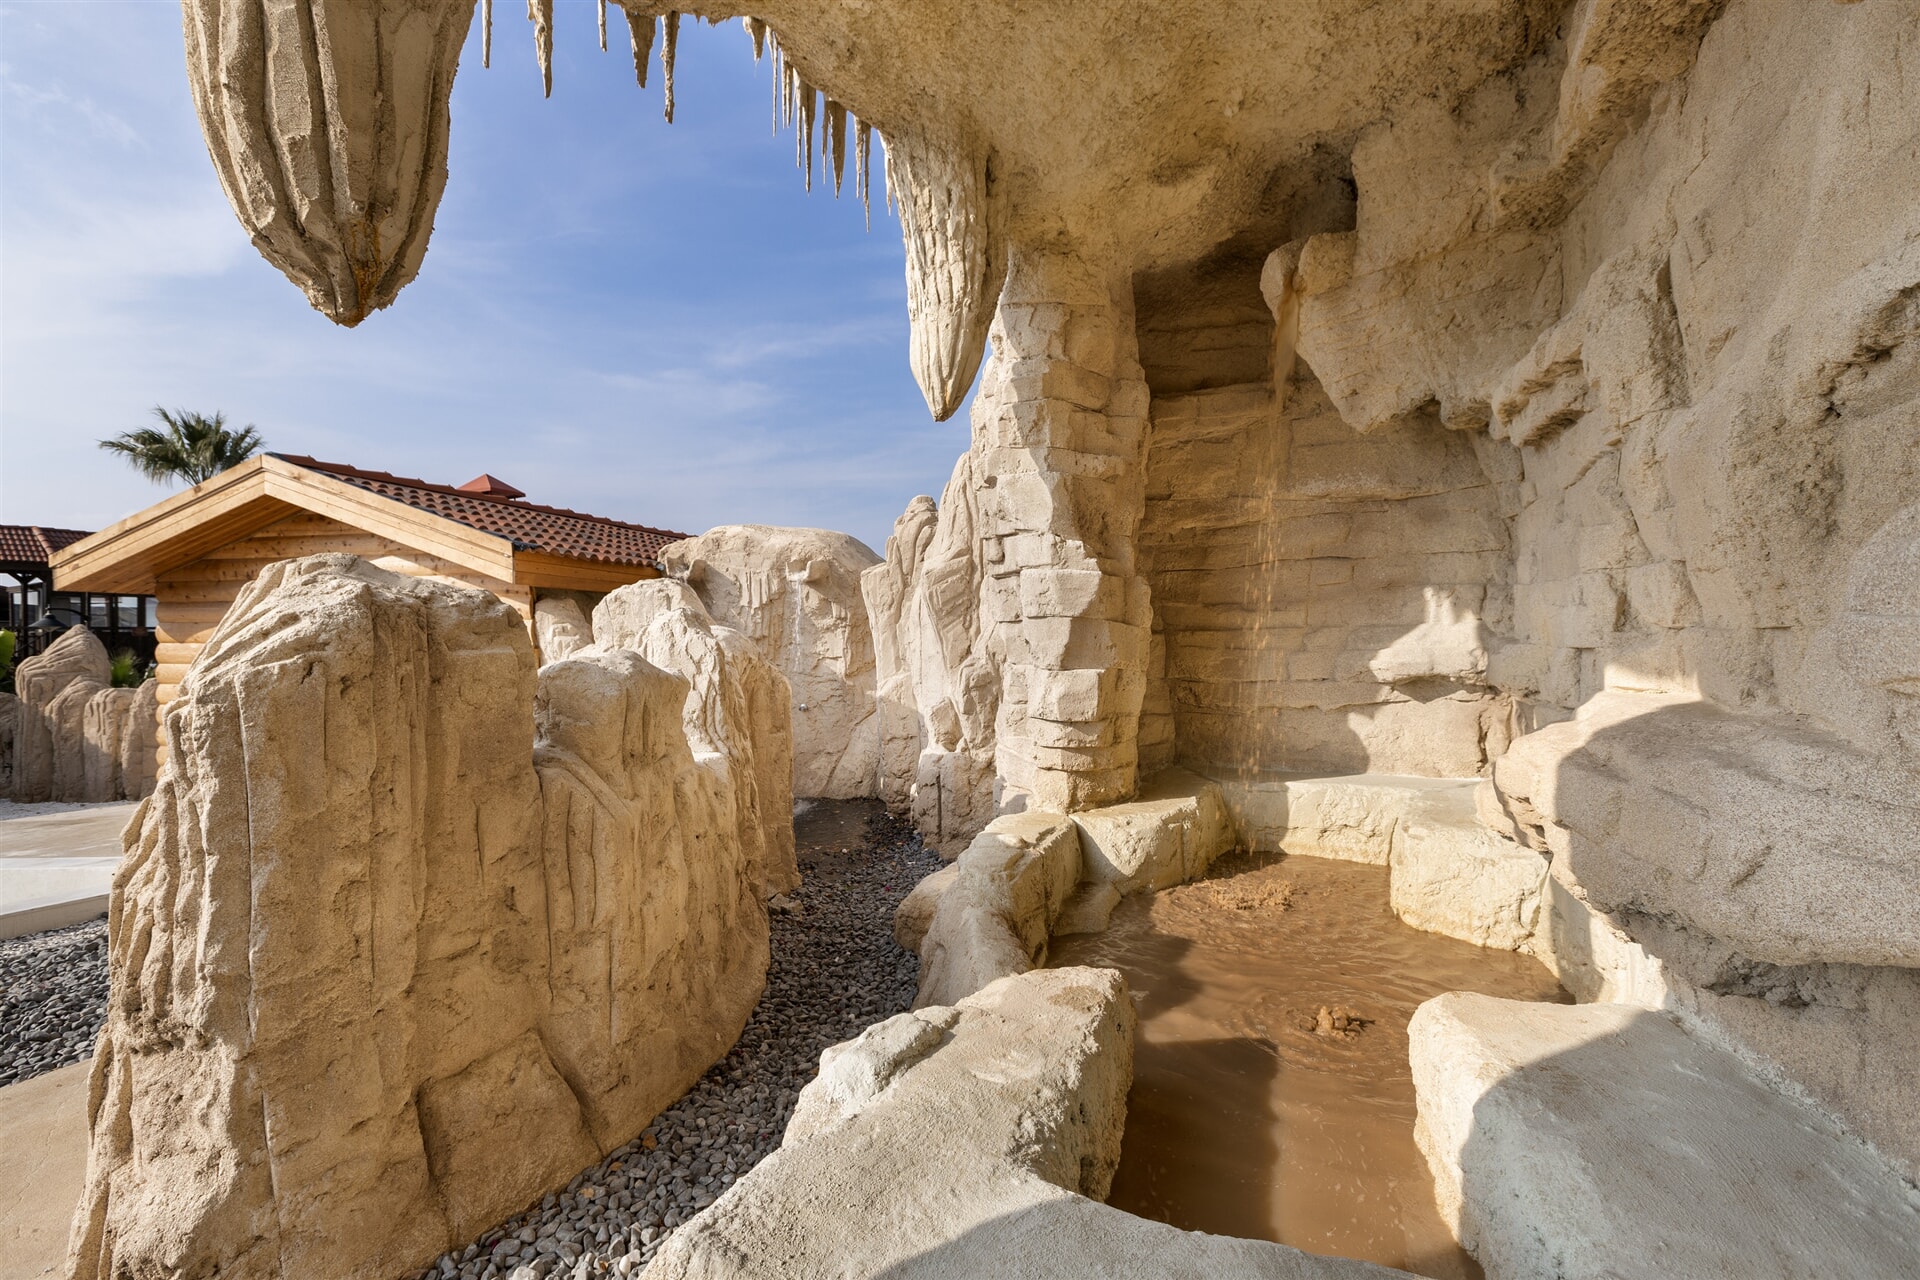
[1049, 849, 1568, 1279]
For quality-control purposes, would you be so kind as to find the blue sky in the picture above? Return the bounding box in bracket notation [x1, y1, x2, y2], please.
[0, 1, 964, 554]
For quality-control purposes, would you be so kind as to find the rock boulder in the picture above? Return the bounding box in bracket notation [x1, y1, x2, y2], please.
[660, 525, 883, 799]
[69, 556, 766, 1280]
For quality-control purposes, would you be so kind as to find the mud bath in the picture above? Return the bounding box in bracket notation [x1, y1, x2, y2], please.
[1050, 851, 1568, 1279]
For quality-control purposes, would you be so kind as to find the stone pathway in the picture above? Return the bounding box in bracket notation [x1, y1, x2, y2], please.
[0, 919, 108, 1087]
[419, 799, 940, 1280]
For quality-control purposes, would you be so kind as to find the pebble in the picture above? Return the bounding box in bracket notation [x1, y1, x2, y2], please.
[0, 917, 108, 1086]
[416, 801, 939, 1279]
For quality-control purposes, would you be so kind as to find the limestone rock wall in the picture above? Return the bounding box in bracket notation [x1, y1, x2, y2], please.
[70, 556, 767, 1280]
[1140, 378, 1512, 778]
[591, 579, 800, 897]
[5, 627, 157, 803]
[659, 524, 883, 799]
[867, 246, 1157, 853]
[864, 481, 1000, 857]
[1259, 0, 1920, 1176]
[533, 594, 594, 664]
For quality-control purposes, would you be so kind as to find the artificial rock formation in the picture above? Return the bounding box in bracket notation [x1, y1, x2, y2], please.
[648, 967, 1409, 1280]
[70, 556, 766, 1280]
[4, 627, 156, 804]
[591, 578, 799, 896]
[1409, 994, 1920, 1280]
[178, 0, 1920, 1242]
[660, 525, 883, 799]
[533, 594, 595, 664]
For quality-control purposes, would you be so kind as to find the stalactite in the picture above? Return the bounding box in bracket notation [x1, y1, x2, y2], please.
[856, 119, 873, 228]
[597, 0, 606, 52]
[179, 0, 476, 327]
[769, 38, 782, 133]
[885, 129, 1007, 419]
[826, 100, 848, 197]
[528, 0, 553, 98]
[483, 0, 492, 68]
[661, 11, 680, 123]
[799, 80, 817, 191]
[745, 15, 766, 60]
[626, 7, 654, 89]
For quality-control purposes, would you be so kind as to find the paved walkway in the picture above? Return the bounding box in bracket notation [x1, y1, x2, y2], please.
[0, 802, 137, 940]
[0, 1060, 90, 1279]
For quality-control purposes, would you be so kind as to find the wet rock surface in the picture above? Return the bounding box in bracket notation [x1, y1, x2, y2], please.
[0, 917, 108, 1086]
[420, 799, 939, 1280]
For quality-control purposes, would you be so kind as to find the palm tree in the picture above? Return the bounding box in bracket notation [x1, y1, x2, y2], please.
[99, 408, 265, 486]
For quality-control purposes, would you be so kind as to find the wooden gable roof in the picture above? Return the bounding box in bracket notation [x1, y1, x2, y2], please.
[52, 455, 686, 595]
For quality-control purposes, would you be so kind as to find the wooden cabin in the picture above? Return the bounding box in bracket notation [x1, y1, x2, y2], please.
[51, 454, 686, 768]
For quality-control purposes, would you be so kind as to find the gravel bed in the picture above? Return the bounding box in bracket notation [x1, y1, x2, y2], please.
[0, 917, 109, 1086]
[421, 801, 941, 1280]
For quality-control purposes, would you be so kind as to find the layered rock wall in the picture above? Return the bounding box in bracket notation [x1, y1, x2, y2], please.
[1262, 0, 1920, 1176]
[868, 247, 1157, 850]
[70, 557, 767, 1280]
[1140, 378, 1512, 778]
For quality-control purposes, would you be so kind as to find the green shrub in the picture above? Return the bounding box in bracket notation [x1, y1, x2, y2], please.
[109, 650, 143, 689]
[0, 628, 13, 695]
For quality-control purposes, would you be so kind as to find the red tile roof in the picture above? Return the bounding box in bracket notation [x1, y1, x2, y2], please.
[272, 454, 688, 567]
[0, 525, 93, 567]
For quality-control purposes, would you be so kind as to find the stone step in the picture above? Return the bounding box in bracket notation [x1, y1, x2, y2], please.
[1410, 992, 1920, 1280]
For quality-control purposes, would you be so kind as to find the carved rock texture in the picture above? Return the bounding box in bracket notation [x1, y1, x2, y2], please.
[884, 129, 1007, 420]
[652, 967, 1409, 1279]
[182, 0, 474, 325]
[591, 579, 799, 896]
[4, 628, 155, 803]
[659, 525, 883, 799]
[1410, 994, 1920, 1280]
[69, 556, 765, 1280]
[533, 594, 594, 664]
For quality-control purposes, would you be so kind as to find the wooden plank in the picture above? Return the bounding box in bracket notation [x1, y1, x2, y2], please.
[261, 460, 515, 581]
[195, 534, 406, 561]
[50, 458, 295, 592]
[154, 583, 242, 606]
[156, 621, 221, 645]
[514, 552, 659, 593]
[155, 643, 200, 665]
[155, 602, 235, 624]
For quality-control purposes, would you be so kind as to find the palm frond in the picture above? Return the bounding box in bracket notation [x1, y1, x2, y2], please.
[99, 407, 265, 486]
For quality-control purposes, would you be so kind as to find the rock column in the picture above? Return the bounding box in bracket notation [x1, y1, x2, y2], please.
[979, 246, 1153, 813]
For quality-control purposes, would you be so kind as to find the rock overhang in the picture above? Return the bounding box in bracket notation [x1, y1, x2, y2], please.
[182, 0, 1653, 419]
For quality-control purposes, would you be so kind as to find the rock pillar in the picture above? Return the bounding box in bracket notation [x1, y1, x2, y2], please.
[978, 246, 1153, 813]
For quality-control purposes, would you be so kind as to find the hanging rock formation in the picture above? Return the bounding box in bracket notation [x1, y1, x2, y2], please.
[69, 556, 765, 1280]
[658, 525, 883, 799]
[181, 0, 474, 326]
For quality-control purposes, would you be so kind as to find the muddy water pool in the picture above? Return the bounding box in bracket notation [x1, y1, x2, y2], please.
[1048, 851, 1568, 1279]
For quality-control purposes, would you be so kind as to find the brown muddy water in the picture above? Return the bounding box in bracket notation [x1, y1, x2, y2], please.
[1049, 850, 1569, 1279]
